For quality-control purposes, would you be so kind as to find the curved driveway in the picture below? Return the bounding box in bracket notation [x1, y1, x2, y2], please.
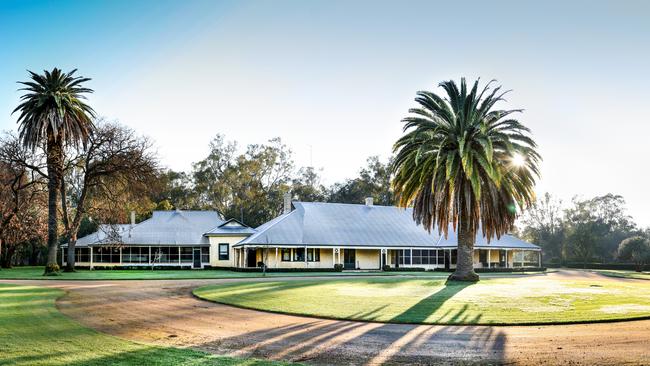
[4, 271, 650, 365]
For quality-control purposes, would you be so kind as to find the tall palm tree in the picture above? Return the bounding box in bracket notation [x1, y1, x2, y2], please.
[392, 78, 540, 281]
[13, 68, 95, 275]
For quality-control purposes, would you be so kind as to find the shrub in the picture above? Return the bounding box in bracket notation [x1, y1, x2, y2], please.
[383, 266, 425, 272]
[333, 264, 344, 272]
[618, 236, 650, 272]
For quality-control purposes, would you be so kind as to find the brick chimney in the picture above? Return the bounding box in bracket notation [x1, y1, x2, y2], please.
[283, 192, 292, 214]
[365, 197, 373, 206]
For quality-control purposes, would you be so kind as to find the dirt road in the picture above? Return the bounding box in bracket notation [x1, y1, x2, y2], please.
[4, 271, 650, 365]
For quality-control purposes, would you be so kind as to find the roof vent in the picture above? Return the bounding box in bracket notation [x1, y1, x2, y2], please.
[365, 197, 373, 206]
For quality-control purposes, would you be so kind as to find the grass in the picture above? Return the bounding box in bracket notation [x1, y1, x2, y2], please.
[0, 266, 420, 280]
[0, 283, 297, 366]
[0, 266, 545, 280]
[591, 270, 650, 280]
[194, 276, 650, 325]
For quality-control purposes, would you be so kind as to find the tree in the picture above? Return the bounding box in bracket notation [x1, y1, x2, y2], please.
[618, 236, 650, 272]
[192, 135, 294, 227]
[564, 194, 636, 263]
[328, 156, 394, 205]
[519, 193, 566, 263]
[292, 167, 327, 202]
[60, 121, 159, 271]
[566, 220, 598, 268]
[0, 133, 48, 268]
[13, 68, 95, 275]
[392, 78, 540, 281]
[153, 170, 196, 209]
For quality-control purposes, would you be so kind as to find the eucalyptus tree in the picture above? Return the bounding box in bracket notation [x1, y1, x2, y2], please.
[392, 78, 540, 281]
[13, 68, 95, 274]
[60, 121, 158, 271]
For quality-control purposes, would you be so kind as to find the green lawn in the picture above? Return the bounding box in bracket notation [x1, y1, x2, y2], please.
[0, 266, 412, 280]
[0, 266, 547, 280]
[0, 283, 297, 366]
[592, 270, 650, 280]
[194, 276, 650, 325]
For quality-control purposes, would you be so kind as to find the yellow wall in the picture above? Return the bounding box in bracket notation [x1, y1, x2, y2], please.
[241, 248, 381, 270]
[354, 249, 381, 270]
[208, 236, 247, 267]
[244, 247, 337, 269]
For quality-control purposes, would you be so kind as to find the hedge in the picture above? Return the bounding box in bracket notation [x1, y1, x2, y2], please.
[546, 262, 646, 271]
[433, 267, 546, 273]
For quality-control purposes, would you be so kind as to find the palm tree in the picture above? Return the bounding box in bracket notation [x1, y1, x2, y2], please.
[392, 78, 540, 281]
[13, 68, 95, 275]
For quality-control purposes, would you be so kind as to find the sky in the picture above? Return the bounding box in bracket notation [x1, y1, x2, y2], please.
[1, 0, 649, 225]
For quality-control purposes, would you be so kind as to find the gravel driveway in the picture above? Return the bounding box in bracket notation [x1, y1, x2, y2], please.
[4, 270, 649, 365]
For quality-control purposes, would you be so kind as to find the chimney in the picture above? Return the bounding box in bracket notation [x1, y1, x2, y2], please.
[365, 197, 374, 206]
[130, 211, 136, 226]
[283, 192, 292, 214]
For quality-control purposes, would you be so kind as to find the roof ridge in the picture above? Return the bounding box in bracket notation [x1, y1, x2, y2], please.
[295, 201, 402, 208]
[243, 209, 299, 243]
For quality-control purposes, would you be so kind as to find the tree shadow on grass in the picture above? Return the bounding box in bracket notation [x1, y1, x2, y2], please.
[390, 280, 474, 324]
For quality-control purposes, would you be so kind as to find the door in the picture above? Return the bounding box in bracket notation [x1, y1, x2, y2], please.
[499, 250, 506, 267]
[343, 249, 356, 269]
[192, 248, 201, 269]
[247, 248, 257, 268]
[479, 250, 487, 267]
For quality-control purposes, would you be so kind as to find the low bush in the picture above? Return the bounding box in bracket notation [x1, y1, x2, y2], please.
[383, 266, 426, 272]
[546, 262, 646, 271]
[231, 267, 338, 273]
[433, 267, 546, 273]
[333, 264, 344, 272]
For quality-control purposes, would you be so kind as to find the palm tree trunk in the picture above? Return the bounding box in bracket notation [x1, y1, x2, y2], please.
[44, 136, 63, 275]
[448, 221, 480, 282]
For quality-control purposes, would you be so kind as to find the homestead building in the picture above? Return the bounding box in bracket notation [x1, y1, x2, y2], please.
[61, 194, 541, 270]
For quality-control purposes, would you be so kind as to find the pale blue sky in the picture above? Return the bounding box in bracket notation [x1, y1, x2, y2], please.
[1, 0, 649, 225]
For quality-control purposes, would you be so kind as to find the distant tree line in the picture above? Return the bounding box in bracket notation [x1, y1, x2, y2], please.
[518, 193, 649, 268]
[152, 134, 394, 228]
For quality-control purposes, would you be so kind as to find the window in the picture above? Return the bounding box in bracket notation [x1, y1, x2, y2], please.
[396, 249, 412, 265]
[93, 246, 120, 263]
[201, 247, 210, 263]
[281, 249, 291, 261]
[437, 250, 444, 264]
[294, 248, 305, 261]
[66, 247, 91, 263]
[219, 243, 229, 260]
[451, 249, 457, 265]
[412, 249, 421, 265]
[409, 249, 437, 265]
[123, 247, 149, 263]
[513, 250, 539, 267]
[181, 247, 193, 263]
[307, 248, 320, 262]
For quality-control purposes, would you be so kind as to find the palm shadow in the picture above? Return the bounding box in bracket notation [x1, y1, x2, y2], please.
[390, 280, 474, 324]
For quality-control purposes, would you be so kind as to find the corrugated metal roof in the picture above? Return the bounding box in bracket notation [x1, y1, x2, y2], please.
[205, 218, 256, 236]
[239, 202, 539, 249]
[69, 210, 225, 247]
[66, 224, 132, 247]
